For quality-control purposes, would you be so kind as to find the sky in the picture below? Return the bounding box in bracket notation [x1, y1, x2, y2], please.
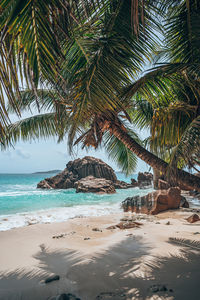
[0, 115, 150, 174]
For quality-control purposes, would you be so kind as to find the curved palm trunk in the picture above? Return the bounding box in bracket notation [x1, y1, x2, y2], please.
[111, 124, 200, 192]
[153, 168, 162, 189]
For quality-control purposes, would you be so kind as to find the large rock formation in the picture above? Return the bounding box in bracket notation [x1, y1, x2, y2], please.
[74, 176, 116, 194]
[180, 195, 189, 208]
[137, 172, 153, 188]
[158, 179, 170, 190]
[37, 156, 134, 193]
[122, 187, 182, 215]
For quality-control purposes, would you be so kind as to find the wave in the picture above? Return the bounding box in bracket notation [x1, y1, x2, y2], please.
[0, 189, 62, 197]
[0, 202, 121, 231]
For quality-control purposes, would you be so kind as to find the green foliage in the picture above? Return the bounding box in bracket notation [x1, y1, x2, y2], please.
[103, 128, 140, 175]
[2, 113, 58, 148]
[1, 0, 200, 176]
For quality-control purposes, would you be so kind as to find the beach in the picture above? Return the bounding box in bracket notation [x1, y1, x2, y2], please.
[1, 1, 200, 299]
[0, 209, 200, 300]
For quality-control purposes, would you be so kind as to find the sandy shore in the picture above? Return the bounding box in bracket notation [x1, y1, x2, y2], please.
[0, 209, 200, 300]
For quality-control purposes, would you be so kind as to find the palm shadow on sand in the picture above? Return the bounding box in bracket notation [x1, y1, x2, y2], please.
[0, 236, 199, 300]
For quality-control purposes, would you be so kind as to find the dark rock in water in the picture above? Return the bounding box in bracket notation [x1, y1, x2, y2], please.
[37, 180, 52, 189]
[137, 172, 153, 188]
[180, 195, 189, 208]
[37, 156, 135, 192]
[122, 187, 181, 215]
[189, 190, 200, 199]
[113, 180, 133, 189]
[139, 182, 152, 189]
[75, 176, 116, 194]
[45, 274, 60, 284]
[48, 293, 81, 300]
[158, 179, 170, 190]
[131, 178, 138, 187]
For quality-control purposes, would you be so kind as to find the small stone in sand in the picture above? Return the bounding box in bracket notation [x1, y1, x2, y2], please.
[186, 214, 200, 223]
[165, 221, 170, 225]
[106, 225, 117, 230]
[84, 237, 90, 240]
[155, 222, 160, 224]
[44, 274, 60, 284]
[116, 221, 143, 229]
[69, 231, 76, 235]
[193, 232, 200, 235]
[120, 217, 133, 222]
[149, 284, 168, 293]
[52, 234, 65, 239]
[92, 228, 102, 232]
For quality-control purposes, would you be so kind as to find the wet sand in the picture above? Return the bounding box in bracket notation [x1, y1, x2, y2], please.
[0, 210, 200, 300]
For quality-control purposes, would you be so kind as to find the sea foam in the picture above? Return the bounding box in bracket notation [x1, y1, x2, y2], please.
[0, 202, 121, 231]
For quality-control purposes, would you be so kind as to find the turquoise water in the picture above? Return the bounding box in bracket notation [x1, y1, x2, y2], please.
[0, 172, 136, 215]
[0, 172, 154, 231]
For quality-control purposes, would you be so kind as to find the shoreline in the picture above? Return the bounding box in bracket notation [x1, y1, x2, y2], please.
[0, 186, 155, 232]
[0, 188, 199, 232]
[0, 210, 200, 300]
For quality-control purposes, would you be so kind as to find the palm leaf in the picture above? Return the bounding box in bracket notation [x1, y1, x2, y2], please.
[103, 128, 141, 175]
[169, 115, 200, 170]
[1, 113, 58, 149]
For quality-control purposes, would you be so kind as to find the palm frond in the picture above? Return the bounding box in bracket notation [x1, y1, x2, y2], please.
[6, 89, 60, 113]
[169, 115, 200, 170]
[129, 97, 153, 130]
[103, 128, 141, 175]
[1, 113, 58, 149]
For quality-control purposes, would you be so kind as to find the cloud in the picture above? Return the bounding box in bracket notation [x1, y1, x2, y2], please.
[15, 148, 31, 159]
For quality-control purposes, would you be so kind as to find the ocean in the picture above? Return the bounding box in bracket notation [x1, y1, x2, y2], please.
[0, 172, 154, 231]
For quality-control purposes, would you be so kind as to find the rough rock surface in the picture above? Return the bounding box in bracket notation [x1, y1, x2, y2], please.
[74, 176, 116, 194]
[186, 214, 200, 223]
[37, 156, 134, 193]
[180, 195, 189, 208]
[114, 180, 133, 189]
[158, 179, 170, 190]
[122, 187, 181, 215]
[131, 178, 138, 187]
[137, 172, 153, 188]
[189, 189, 200, 199]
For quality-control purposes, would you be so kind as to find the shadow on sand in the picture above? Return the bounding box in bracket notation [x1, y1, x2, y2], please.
[0, 236, 199, 300]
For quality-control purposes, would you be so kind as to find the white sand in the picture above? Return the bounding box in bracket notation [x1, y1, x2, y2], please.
[0, 210, 200, 300]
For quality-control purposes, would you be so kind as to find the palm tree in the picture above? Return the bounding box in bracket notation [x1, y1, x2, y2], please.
[0, 0, 155, 139]
[1, 0, 200, 190]
[0, 0, 113, 140]
[130, 82, 200, 184]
